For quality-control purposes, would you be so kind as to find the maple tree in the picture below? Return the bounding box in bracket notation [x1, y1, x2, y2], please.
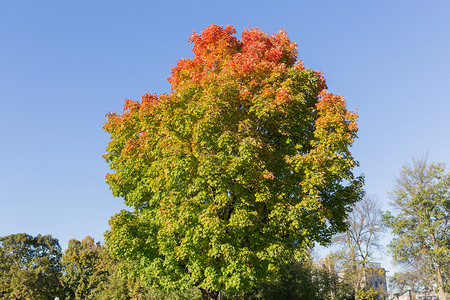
[103, 24, 363, 299]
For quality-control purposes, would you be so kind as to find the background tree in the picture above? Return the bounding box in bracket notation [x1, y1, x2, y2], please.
[61, 236, 110, 299]
[331, 195, 386, 299]
[89, 259, 143, 300]
[104, 24, 363, 299]
[61, 236, 152, 300]
[0, 233, 63, 299]
[222, 255, 344, 300]
[384, 158, 450, 300]
[257, 258, 344, 300]
[61, 236, 197, 299]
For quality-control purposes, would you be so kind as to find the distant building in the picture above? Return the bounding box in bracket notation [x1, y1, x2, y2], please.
[390, 291, 440, 300]
[416, 295, 440, 300]
[336, 262, 388, 300]
[365, 262, 388, 298]
[315, 259, 388, 300]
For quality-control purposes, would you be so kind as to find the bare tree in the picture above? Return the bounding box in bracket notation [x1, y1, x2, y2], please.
[390, 271, 434, 299]
[331, 195, 386, 298]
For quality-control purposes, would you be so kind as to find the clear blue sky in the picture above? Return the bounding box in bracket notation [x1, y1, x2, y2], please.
[1, 0, 449, 270]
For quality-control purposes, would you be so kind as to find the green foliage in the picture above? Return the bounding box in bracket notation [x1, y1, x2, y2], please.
[104, 24, 363, 296]
[222, 257, 348, 300]
[143, 287, 202, 300]
[89, 261, 142, 300]
[0, 232, 367, 299]
[61, 236, 152, 299]
[256, 260, 338, 300]
[60, 236, 202, 300]
[384, 158, 450, 299]
[61, 236, 111, 299]
[356, 288, 378, 300]
[0, 233, 63, 299]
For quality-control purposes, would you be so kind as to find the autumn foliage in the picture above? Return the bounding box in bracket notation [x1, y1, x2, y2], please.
[103, 24, 362, 296]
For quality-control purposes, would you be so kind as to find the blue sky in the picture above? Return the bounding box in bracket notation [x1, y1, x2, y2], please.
[1, 0, 449, 273]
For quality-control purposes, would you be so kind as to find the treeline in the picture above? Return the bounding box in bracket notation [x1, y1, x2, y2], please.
[0, 234, 199, 300]
[0, 234, 355, 300]
[1, 158, 448, 299]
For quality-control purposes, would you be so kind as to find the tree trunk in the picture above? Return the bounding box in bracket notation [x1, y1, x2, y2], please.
[439, 290, 448, 300]
[200, 288, 219, 300]
[436, 266, 448, 300]
[431, 233, 448, 300]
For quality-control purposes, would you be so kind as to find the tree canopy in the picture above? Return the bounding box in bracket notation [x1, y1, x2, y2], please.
[61, 236, 111, 299]
[385, 158, 450, 300]
[103, 24, 363, 298]
[61, 236, 153, 300]
[0, 233, 63, 299]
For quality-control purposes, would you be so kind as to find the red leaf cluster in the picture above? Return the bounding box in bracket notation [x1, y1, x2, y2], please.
[168, 24, 298, 91]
